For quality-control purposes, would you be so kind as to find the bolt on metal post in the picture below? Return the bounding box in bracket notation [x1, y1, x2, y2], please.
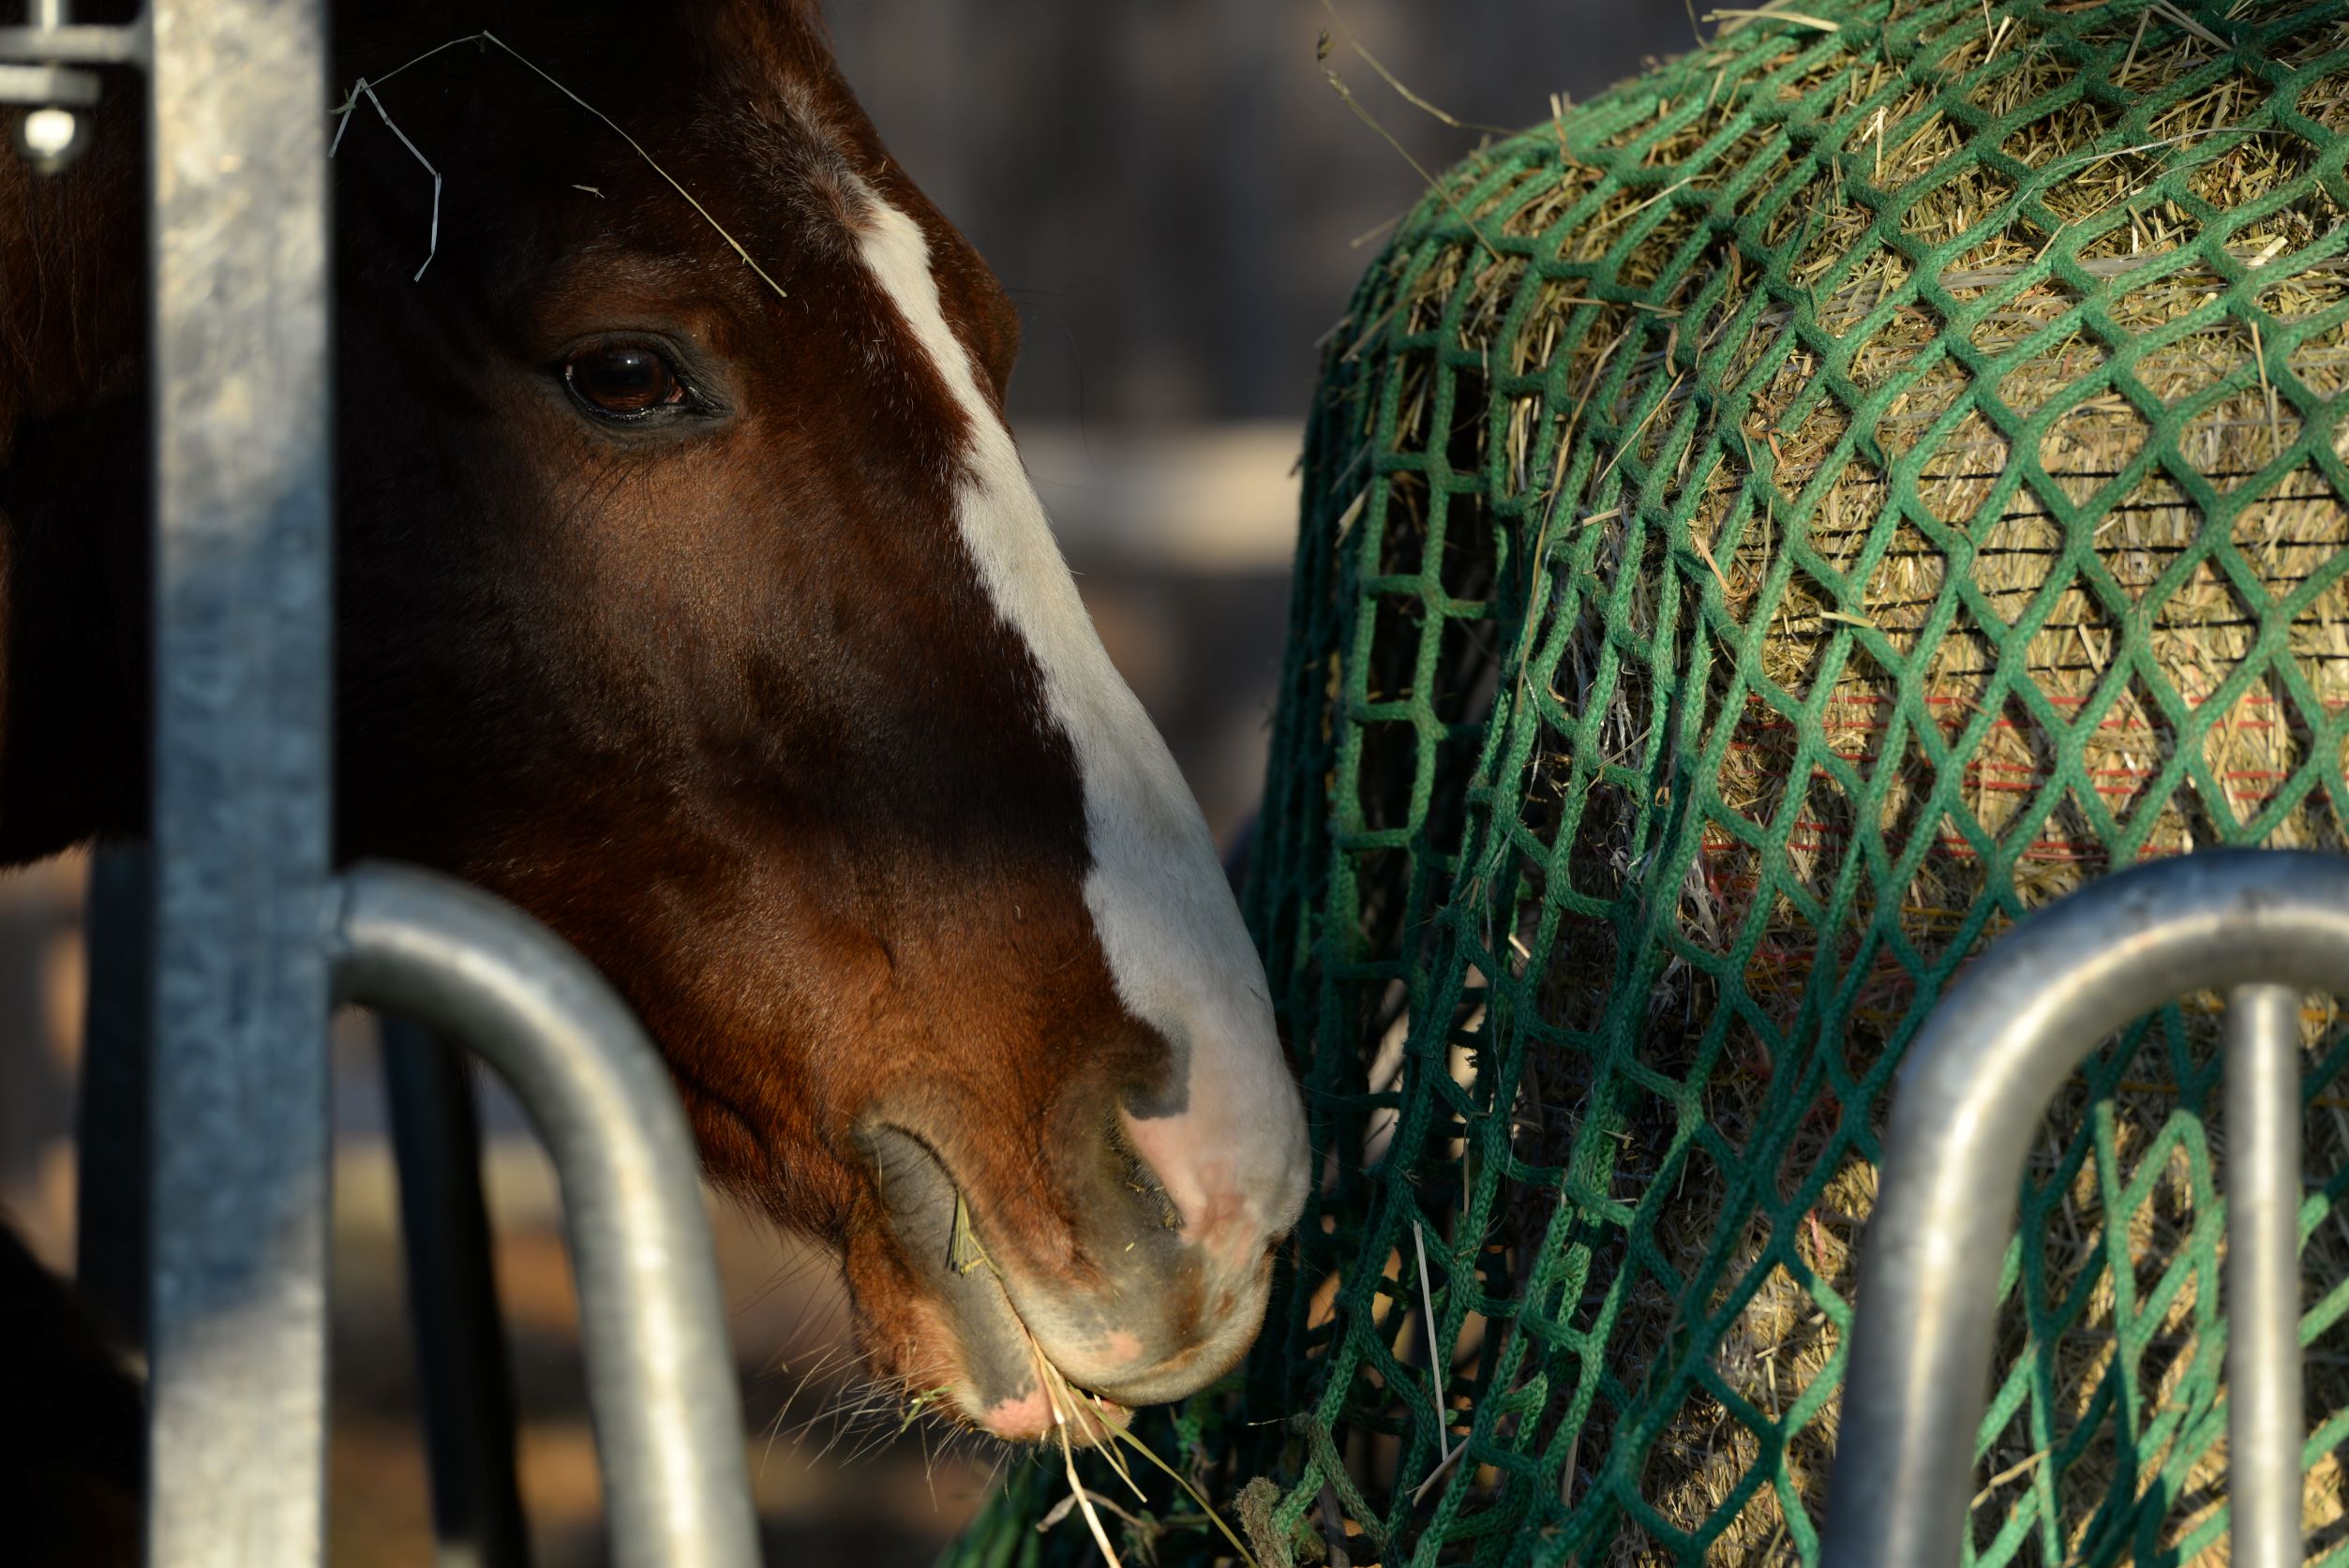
[0, 0, 98, 172]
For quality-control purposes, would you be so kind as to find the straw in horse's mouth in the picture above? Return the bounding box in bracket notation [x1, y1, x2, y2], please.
[862, 1123, 1124, 1440]
[865, 1131, 1260, 1568]
[1017, 1306, 1264, 1568]
[946, 1188, 1132, 1446]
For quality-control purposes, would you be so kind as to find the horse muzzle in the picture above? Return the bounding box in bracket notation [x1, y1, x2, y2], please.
[857, 1118, 1285, 1439]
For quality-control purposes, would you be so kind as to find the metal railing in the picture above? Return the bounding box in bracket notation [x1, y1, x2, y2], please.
[1824, 848, 2349, 1568]
[4, 4, 760, 1565]
[337, 867, 760, 1568]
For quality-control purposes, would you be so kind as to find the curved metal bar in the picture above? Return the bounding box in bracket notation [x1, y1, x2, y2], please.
[1822, 849, 2349, 1568]
[332, 861, 759, 1568]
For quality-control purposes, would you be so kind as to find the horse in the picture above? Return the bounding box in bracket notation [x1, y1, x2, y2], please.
[0, 0, 1308, 1476]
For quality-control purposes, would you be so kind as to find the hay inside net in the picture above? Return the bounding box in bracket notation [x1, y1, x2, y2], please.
[949, 3, 2349, 1565]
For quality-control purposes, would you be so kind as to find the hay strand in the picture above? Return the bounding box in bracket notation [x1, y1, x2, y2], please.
[330, 30, 788, 301]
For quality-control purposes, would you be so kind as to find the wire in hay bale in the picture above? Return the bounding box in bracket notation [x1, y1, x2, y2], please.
[945, 3, 2349, 1566]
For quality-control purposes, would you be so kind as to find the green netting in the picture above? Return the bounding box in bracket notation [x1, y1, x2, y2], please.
[950, 2, 2349, 1562]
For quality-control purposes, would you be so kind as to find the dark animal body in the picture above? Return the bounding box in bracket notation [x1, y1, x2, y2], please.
[0, 1, 1306, 1552]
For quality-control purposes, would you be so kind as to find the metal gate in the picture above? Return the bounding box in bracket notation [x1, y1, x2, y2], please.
[1825, 850, 2349, 1568]
[0, 4, 759, 1564]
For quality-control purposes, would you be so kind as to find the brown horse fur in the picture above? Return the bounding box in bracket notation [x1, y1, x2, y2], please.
[0, 0, 1306, 1530]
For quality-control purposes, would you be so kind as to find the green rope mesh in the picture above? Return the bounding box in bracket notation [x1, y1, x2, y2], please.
[950, 2, 2349, 1562]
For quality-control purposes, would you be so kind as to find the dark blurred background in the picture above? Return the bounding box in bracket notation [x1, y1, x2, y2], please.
[834, 0, 1693, 426]
[0, 3, 1687, 1563]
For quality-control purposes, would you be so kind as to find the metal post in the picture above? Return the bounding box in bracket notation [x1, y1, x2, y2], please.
[335, 862, 760, 1568]
[2227, 982, 2305, 1568]
[142, 0, 337, 1564]
[384, 1019, 532, 1568]
[75, 844, 153, 1348]
[1822, 850, 2346, 1567]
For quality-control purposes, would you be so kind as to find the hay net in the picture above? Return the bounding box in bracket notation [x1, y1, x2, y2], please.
[951, 1, 2349, 1563]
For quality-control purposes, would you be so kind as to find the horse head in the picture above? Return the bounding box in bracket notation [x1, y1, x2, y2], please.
[0, 0, 1308, 1441]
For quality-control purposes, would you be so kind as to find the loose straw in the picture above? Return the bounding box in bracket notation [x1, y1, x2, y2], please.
[332, 29, 788, 300]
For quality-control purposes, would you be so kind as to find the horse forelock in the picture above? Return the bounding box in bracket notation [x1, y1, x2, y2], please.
[696, 6, 877, 236]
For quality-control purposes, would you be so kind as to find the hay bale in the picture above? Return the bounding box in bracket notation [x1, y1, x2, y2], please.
[948, 3, 2349, 1563]
[1236, 3, 2349, 1565]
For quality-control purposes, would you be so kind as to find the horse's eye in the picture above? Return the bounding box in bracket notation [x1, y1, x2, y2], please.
[563, 344, 687, 419]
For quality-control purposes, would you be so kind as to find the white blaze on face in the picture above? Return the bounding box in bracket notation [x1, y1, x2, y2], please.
[856, 200, 1308, 1254]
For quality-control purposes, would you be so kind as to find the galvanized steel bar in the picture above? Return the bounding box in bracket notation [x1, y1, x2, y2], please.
[2227, 982, 2306, 1568]
[0, 26, 144, 66]
[0, 62, 97, 103]
[142, 0, 337, 1564]
[334, 862, 760, 1568]
[1822, 850, 2345, 1568]
[0, 0, 145, 69]
[384, 1019, 533, 1568]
